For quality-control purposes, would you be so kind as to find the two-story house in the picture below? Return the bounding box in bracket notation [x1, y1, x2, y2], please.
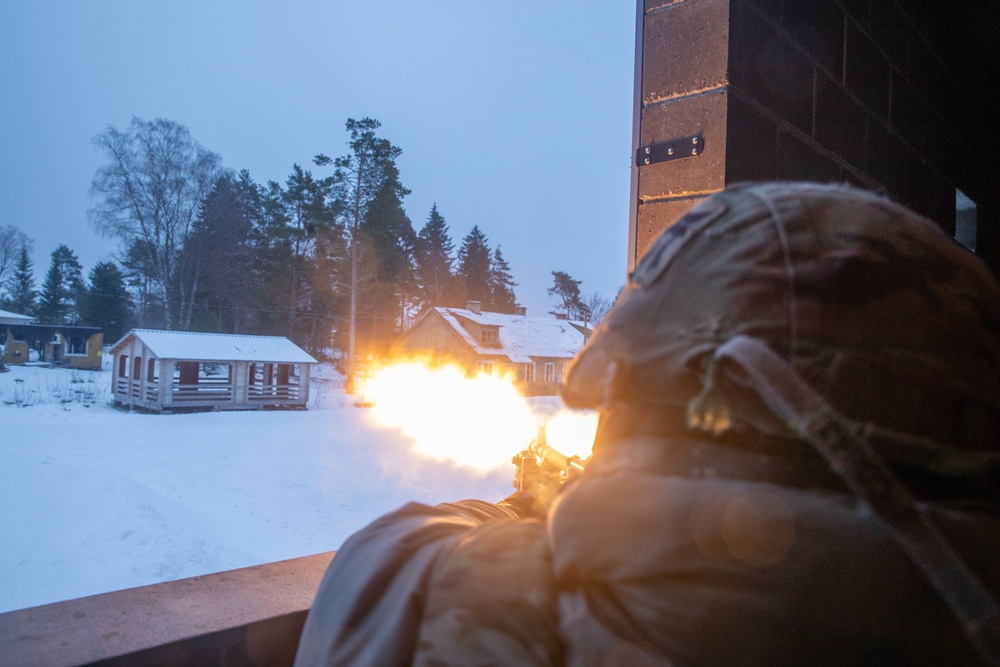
[391, 301, 591, 396]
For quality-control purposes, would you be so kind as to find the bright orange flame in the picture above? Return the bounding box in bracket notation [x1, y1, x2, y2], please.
[362, 360, 597, 473]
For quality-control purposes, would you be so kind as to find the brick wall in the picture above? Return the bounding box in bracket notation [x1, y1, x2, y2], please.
[632, 0, 999, 272]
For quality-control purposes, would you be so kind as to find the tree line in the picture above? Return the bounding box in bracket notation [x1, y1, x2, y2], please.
[0, 116, 560, 381]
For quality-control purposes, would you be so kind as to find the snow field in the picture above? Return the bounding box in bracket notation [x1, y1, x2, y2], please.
[0, 363, 525, 613]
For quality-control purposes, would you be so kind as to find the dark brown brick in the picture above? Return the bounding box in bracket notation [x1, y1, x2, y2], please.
[903, 155, 936, 219]
[838, 0, 870, 29]
[726, 94, 778, 183]
[865, 117, 906, 197]
[732, 7, 814, 134]
[746, 0, 780, 21]
[777, 129, 841, 182]
[905, 31, 939, 103]
[815, 73, 867, 168]
[931, 176, 957, 236]
[645, 0, 684, 12]
[869, 0, 909, 70]
[889, 74, 925, 153]
[844, 21, 890, 118]
[638, 90, 728, 198]
[642, 0, 730, 102]
[923, 115, 961, 182]
[783, 0, 845, 80]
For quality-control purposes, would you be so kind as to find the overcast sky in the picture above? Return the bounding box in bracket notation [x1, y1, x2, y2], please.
[0, 1, 636, 318]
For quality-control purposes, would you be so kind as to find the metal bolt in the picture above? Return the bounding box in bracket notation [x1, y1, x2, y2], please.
[691, 148, 698, 155]
[667, 147, 674, 155]
[692, 136, 699, 144]
[644, 158, 650, 165]
[645, 146, 651, 154]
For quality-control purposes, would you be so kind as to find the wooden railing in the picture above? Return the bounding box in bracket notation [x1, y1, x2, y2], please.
[248, 384, 303, 402]
[0, 552, 335, 667]
[171, 379, 233, 403]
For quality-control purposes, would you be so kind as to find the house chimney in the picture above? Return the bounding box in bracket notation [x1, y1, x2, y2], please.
[555, 313, 568, 320]
[466, 300, 482, 314]
[514, 306, 526, 316]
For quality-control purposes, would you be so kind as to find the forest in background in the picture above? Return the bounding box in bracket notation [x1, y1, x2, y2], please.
[0, 116, 611, 379]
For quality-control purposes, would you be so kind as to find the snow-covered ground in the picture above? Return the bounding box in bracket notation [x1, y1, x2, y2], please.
[0, 360, 558, 614]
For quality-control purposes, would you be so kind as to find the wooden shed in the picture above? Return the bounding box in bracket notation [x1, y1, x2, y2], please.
[110, 329, 318, 412]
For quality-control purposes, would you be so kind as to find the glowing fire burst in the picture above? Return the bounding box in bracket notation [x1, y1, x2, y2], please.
[362, 361, 598, 473]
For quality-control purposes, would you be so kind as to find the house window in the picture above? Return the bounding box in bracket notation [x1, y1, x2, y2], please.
[147, 358, 157, 382]
[12, 331, 26, 342]
[521, 362, 535, 383]
[544, 362, 555, 383]
[476, 360, 494, 375]
[481, 328, 499, 346]
[118, 355, 128, 378]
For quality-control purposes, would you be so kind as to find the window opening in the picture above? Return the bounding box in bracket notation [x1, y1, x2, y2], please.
[544, 362, 556, 383]
[481, 328, 499, 346]
[521, 362, 536, 383]
[956, 189, 977, 251]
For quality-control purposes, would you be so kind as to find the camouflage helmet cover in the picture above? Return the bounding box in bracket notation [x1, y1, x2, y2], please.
[562, 182, 1000, 450]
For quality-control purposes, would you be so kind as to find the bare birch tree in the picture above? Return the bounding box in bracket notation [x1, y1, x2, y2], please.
[89, 117, 223, 330]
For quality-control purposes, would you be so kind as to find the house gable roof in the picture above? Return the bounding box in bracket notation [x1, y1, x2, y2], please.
[429, 307, 589, 362]
[112, 329, 318, 364]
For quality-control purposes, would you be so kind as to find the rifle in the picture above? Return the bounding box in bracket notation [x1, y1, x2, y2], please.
[512, 426, 587, 512]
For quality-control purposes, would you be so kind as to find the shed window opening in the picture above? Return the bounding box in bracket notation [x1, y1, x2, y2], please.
[67, 335, 87, 355]
[118, 355, 129, 378]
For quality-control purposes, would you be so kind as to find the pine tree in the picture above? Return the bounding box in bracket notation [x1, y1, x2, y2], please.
[414, 204, 455, 310]
[36, 245, 84, 324]
[548, 270, 588, 320]
[82, 261, 132, 342]
[6, 245, 36, 314]
[456, 226, 492, 308]
[315, 117, 402, 388]
[488, 246, 518, 313]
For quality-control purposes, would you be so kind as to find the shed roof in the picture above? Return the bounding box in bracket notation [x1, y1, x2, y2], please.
[113, 329, 318, 364]
[431, 307, 589, 362]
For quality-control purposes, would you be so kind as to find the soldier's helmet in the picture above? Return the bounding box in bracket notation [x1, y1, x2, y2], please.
[562, 182, 1000, 451]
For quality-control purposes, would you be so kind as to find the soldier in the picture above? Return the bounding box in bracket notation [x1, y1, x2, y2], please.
[296, 182, 1000, 666]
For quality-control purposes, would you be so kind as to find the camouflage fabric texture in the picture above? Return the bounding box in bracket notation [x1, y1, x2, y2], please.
[563, 182, 1000, 453]
[295, 184, 1000, 666]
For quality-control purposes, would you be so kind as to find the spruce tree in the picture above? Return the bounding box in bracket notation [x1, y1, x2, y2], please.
[36, 245, 84, 324]
[6, 245, 36, 314]
[488, 246, 518, 313]
[456, 226, 492, 308]
[82, 261, 132, 342]
[358, 162, 416, 351]
[414, 204, 455, 310]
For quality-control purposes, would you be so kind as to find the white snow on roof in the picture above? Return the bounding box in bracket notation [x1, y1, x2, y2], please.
[0, 309, 34, 324]
[116, 329, 317, 364]
[434, 307, 589, 362]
